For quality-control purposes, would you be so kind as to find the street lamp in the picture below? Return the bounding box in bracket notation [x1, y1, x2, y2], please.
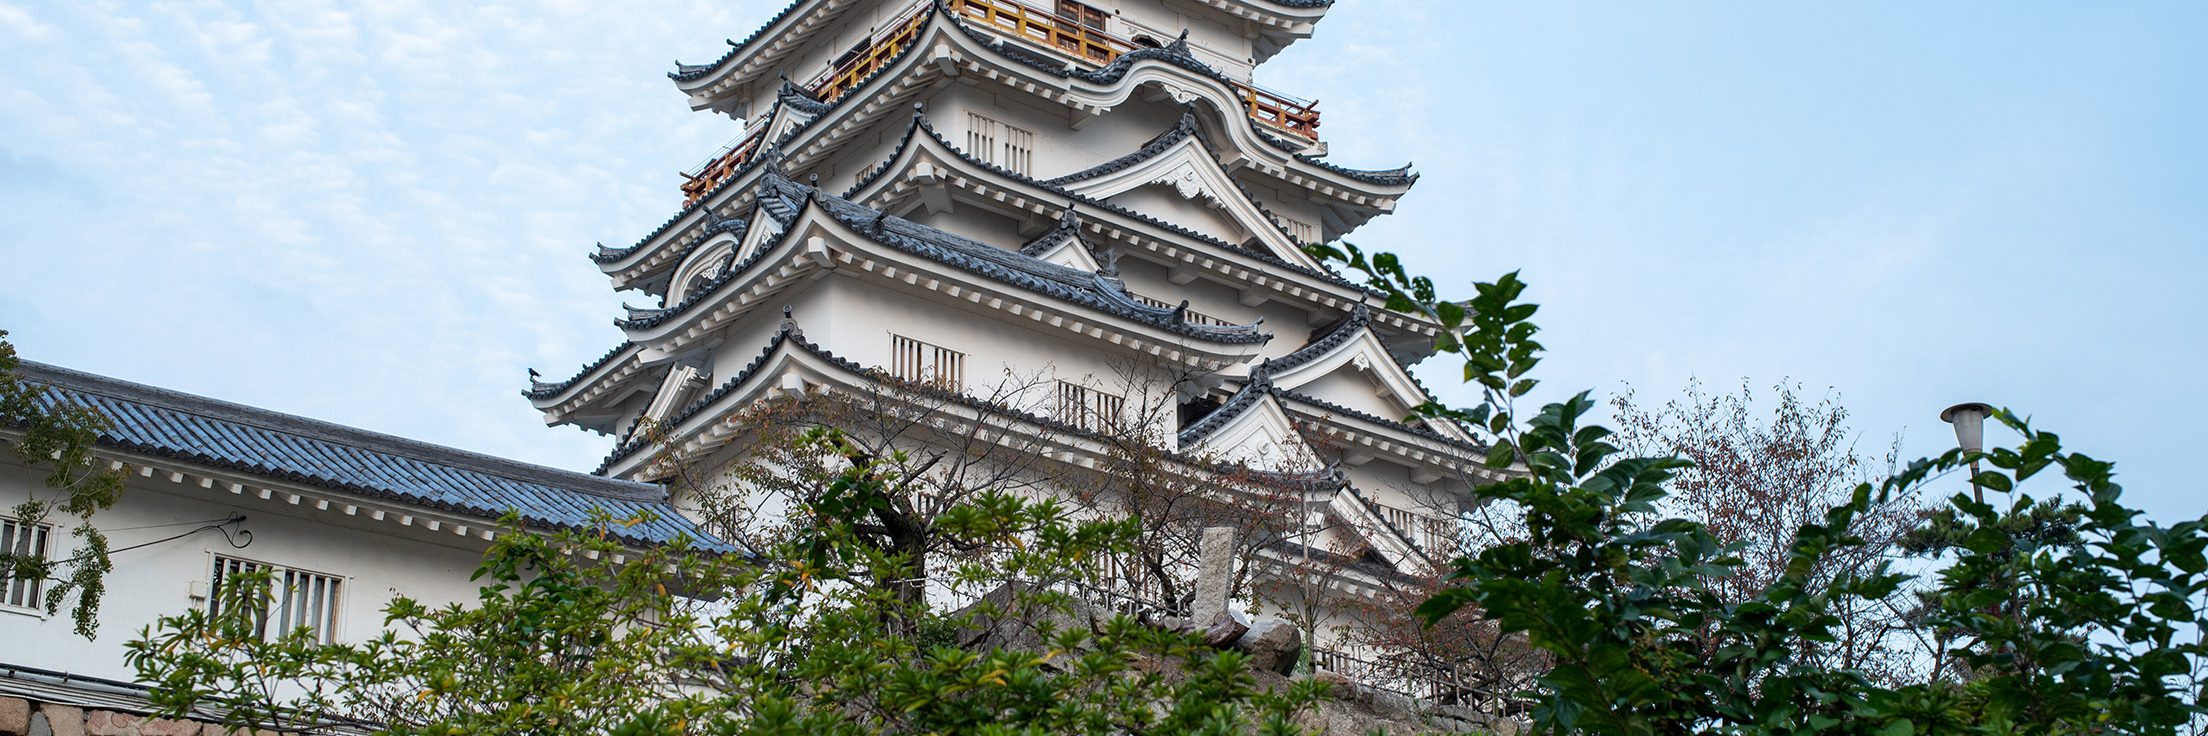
[1941, 402, 1993, 504]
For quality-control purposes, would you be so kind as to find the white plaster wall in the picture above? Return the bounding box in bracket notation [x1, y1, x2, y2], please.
[0, 459, 490, 682]
[1294, 369, 1403, 421]
[798, 274, 1183, 429]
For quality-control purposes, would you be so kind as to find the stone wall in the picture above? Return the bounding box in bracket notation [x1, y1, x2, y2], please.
[0, 696, 269, 736]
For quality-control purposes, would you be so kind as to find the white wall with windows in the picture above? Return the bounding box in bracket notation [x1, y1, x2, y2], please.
[0, 458, 490, 682]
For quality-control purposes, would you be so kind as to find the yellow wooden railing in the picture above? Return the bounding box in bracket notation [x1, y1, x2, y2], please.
[681, 125, 769, 205]
[680, 0, 1321, 202]
[806, 3, 933, 102]
[949, 0, 1320, 141]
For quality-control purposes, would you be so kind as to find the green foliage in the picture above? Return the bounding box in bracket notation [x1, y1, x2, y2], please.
[0, 330, 126, 638]
[1309, 243, 2208, 734]
[130, 428, 1321, 735]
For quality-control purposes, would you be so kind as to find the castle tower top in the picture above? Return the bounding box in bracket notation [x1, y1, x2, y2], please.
[671, 0, 1328, 128]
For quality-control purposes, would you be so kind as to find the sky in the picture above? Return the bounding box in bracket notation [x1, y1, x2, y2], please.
[1, 1, 2202, 522]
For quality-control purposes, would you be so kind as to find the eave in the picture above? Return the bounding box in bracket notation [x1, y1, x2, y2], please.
[615, 192, 1272, 369]
[669, 0, 871, 116]
[597, 325, 1264, 482]
[844, 116, 1444, 346]
[1260, 304, 1435, 416]
[1275, 389, 1493, 486]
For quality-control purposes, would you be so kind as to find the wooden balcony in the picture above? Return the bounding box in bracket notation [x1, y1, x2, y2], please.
[948, 0, 1320, 141]
[804, 2, 933, 103]
[680, 125, 769, 206]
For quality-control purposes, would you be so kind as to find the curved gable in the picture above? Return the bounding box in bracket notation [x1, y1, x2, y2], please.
[1048, 118, 1323, 270]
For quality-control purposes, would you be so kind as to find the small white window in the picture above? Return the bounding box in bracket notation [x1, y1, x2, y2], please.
[210, 555, 344, 644]
[889, 334, 966, 391]
[966, 112, 1034, 176]
[1056, 380, 1126, 433]
[1, 518, 53, 612]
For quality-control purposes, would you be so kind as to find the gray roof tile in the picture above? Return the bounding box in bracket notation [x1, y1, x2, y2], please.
[19, 362, 725, 550]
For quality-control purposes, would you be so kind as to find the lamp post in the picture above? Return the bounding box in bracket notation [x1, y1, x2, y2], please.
[1941, 402, 1993, 504]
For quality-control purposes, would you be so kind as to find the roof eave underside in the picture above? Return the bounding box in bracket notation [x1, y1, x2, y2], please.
[671, 0, 869, 112]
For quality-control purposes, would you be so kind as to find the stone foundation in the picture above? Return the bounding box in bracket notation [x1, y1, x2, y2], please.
[0, 696, 270, 736]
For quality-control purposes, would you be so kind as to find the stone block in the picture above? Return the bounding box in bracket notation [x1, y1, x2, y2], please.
[83, 711, 126, 736]
[136, 718, 202, 736]
[1201, 616, 1248, 647]
[35, 704, 82, 736]
[1230, 618, 1302, 675]
[0, 697, 28, 736]
[1191, 526, 1236, 625]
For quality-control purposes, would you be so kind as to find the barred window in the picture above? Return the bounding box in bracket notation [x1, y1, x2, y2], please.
[966, 112, 1034, 175]
[1056, 380, 1125, 433]
[889, 334, 966, 391]
[211, 556, 344, 644]
[1377, 503, 1459, 557]
[1, 518, 53, 612]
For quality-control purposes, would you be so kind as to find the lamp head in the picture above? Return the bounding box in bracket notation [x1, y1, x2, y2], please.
[1940, 402, 1993, 453]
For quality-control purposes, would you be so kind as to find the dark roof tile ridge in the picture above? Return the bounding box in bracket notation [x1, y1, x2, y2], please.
[623, 7, 940, 267]
[19, 361, 667, 503]
[874, 118, 1378, 298]
[1265, 303, 1370, 375]
[618, 171, 812, 331]
[817, 190, 1268, 343]
[1271, 386, 1484, 453]
[1176, 371, 1275, 447]
[670, 0, 825, 83]
[1292, 153, 1418, 187]
[775, 75, 832, 115]
[595, 328, 800, 473]
[1017, 203, 1088, 257]
[1339, 481, 1435, 566]
[524, 341, 639, 399]
[1042, 111, 1201, 186]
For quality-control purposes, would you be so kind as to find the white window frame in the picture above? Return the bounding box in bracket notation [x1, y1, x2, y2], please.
[1, 517, 54, 614]
[889, 333, 966, 391]
[966, 112, 1035, 176]
[1055, 380, 1126, 433]
[209, 554, 345, 644]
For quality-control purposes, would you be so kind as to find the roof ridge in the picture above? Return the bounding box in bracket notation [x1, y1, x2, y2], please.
[20, 361, 666, 503]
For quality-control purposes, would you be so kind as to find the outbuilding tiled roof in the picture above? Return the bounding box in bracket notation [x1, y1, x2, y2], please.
[16, 362, 724, 550]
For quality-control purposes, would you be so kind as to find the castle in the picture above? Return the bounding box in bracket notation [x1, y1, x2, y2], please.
[0, 0, 1495, 725]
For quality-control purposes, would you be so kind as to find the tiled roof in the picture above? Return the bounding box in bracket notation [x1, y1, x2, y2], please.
[1176, 348, 1485, 455]
[596, 321, 1124, 473]
[1176, 371, 1275, 447]
[609, 7, 932, 270]
[525, 342, 637, 400]
[669, 0, 821, 83]
[941, 14, 1413, 186]
[847, 114, 1384, 300]
[1264, 303, 1370, 375]
[17, 362, 724, 550]
[617, 168, 1270, 345]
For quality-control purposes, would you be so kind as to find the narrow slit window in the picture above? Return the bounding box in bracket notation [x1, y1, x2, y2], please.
[211, 555, 344, 644]
[1056, 380, 1125, 433]
[889, 334, 966, 391]
[1, 518, 53, 612]
[966, 112, 1034, 176]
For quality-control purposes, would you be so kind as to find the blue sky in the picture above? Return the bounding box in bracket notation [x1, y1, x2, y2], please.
[2, 1, 2201, 521]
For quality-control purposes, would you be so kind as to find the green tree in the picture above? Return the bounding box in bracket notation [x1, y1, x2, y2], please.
[0, 330, 127, 638]
[1308, 242, 2208, 734]
[130, 427, 1324, 735]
